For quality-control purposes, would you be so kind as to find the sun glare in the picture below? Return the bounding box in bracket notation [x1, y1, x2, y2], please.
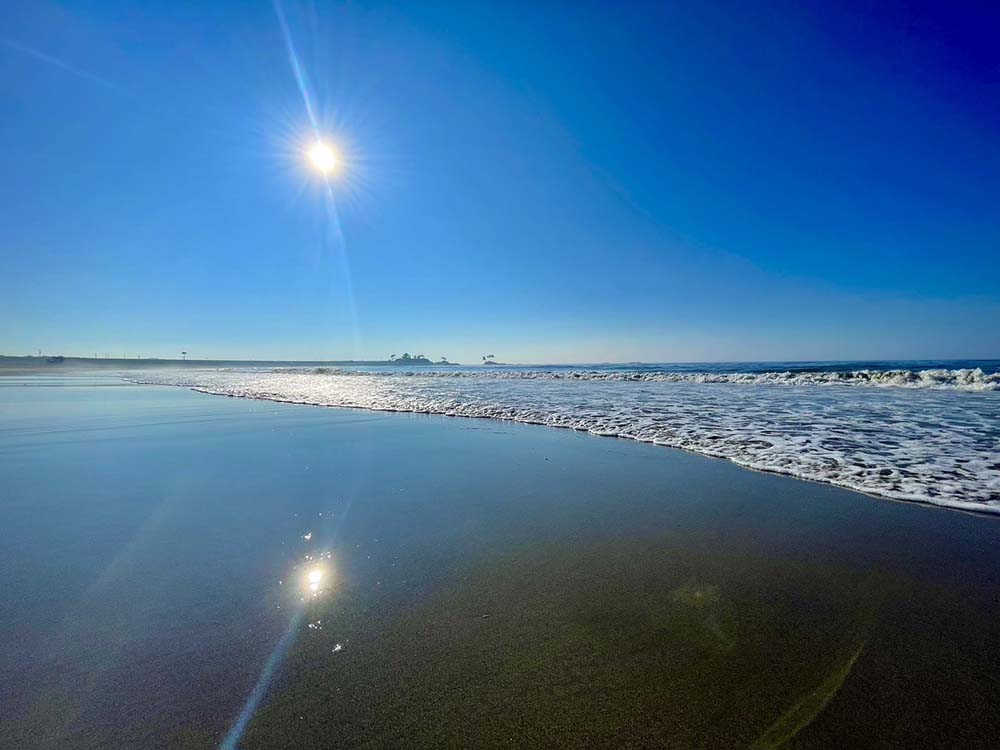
[301, 563, 331, 598]
[308, 141, 340, 175]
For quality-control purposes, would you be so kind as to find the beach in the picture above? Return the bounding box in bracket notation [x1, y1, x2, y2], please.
[5, 0, 998, 744]
[2, 375, 1000, 749]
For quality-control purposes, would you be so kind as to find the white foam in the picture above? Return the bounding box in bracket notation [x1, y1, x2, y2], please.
[132, 368, 1000, 513]
[264, 366, 1000, 391]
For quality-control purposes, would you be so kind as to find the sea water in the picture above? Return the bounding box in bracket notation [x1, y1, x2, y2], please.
[134, 360, 1000, 512]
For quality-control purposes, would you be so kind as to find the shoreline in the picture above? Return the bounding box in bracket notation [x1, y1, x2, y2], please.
[172, 382, 1000, 517]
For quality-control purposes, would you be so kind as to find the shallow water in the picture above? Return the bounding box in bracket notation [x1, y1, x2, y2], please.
[2, 378, 1000, 749]
[135, 361, 1000, 511]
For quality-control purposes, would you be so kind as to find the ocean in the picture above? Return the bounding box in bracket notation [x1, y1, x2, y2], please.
[133, 359, 1000, 513]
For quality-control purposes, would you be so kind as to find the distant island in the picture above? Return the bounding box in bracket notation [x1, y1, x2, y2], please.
[387, 353, 456, 366]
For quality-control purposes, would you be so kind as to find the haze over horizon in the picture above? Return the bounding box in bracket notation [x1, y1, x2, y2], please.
[3, 0, 999, 364]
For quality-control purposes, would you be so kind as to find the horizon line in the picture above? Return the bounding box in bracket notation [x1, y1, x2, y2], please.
[2, 354, 998, 367]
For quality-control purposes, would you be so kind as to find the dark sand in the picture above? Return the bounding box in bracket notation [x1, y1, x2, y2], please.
[1, 378, 999, 749]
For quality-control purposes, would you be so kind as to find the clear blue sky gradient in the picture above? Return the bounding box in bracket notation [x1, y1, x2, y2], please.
[2, 0, 998, 363]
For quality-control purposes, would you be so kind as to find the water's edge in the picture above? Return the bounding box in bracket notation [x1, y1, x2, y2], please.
[161, 380, 999, 517]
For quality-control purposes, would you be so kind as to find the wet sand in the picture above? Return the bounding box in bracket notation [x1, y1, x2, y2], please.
[1, 379, 999, 748]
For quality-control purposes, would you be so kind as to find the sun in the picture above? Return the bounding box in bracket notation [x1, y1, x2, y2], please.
[307, 141, 340, 175]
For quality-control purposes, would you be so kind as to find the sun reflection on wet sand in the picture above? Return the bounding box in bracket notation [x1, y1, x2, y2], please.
[298, 552, 334, 600]
[219, 550, 339, 750]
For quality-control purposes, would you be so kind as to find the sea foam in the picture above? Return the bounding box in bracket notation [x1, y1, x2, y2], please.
[265, 366, 1000, 390]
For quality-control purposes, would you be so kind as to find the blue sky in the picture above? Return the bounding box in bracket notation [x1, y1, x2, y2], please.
[2, 0, 998, 363]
